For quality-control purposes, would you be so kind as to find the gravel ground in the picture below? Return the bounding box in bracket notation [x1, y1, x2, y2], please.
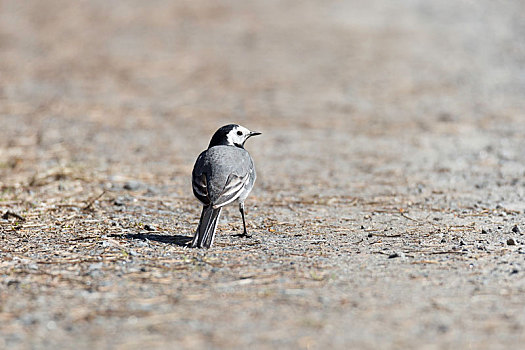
[1, 1, 525, 349]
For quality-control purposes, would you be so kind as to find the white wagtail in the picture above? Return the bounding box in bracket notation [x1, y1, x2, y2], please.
[191, 124, 261, 248]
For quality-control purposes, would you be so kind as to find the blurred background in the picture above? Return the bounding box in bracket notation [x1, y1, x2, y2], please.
[1, 0, 525, 348]
[2, 0, 523, 189]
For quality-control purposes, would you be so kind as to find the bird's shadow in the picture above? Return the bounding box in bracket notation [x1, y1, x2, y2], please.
[112, 233, 192, 247]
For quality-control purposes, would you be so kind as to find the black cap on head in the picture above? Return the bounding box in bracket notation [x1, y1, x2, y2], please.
[208, 124, 237, 148]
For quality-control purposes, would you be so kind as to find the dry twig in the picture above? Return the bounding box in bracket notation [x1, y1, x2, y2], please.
[83, 191, 106, 211]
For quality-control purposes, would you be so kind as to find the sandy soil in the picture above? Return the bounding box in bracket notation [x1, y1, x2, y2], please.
[1, 0, 525, 349]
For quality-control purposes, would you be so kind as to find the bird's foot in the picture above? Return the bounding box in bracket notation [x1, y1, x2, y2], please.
[233, 232, 252, 238]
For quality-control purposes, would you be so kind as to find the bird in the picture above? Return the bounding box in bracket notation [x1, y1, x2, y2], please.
[191, 124, 261, 248]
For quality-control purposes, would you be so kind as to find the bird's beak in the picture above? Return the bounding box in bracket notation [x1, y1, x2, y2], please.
[249, 131, 261, 137]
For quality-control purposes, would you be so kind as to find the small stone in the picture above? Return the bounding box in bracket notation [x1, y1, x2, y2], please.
[113, 199, 124, 206]
[438, 112, 453, 122]
[88, 269, 103, 278]
[481, 229, 488, 234]
[507, 238, 516, 246]
[135, 240, 149, 247]
[388, 252, 400, 259]
[145, 187, 158, 195]
[144, 224, 155, 231]
[88, 263, 103, 271]
[7, 280, 20, 287]
[123, 181, 141, 191]
[437, 324, 449, 333]
[512, 225, 520, 234]
[20, 315, 37, 326]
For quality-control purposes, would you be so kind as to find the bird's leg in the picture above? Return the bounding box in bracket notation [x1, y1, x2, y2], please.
[239, 202, 251, 238]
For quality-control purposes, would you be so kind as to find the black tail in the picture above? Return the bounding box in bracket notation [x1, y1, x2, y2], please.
[191, 206, 222, 248]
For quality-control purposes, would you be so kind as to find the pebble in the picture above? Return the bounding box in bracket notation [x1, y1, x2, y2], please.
[144, 224, 155, 231]
[20, 314, 37, 326]
[512, 225, 520, 234]
[507, 238, 516, 246]
[135, 240, 149, 247]
[123, 181, 141, 191]
[7, 280, 20, 287]
[481, 229, 488, 234]
[88, 263, 103, 271]
[437, 324, 449, 333]
[145, 187, 158, 195]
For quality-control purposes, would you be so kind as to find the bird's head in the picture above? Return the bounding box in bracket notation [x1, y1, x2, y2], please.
[208, 124, 261, 149]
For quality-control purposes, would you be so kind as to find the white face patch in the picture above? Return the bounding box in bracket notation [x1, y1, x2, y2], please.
[226, 125, 252, 146]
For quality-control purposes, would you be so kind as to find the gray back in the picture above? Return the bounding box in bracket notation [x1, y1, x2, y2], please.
[193, 145, 255, 206]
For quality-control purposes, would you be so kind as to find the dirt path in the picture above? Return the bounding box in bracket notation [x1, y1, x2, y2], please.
[1, 1, 524, 349]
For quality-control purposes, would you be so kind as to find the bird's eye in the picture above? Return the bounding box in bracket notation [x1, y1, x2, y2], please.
[237, 131, 243, 136]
